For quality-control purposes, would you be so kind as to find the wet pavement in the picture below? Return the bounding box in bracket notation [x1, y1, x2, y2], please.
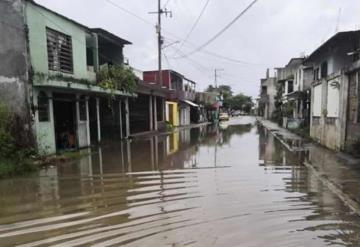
[0, 116, 359, 246]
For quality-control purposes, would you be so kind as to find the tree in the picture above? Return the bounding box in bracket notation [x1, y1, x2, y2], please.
[227, 93, 253, 113]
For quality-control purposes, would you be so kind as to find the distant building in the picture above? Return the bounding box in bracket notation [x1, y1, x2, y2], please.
[143, 70, 198, 127]
[276, 58, 312, 128]
[195, 91, 220, 123]
[259, 69, 277, 119]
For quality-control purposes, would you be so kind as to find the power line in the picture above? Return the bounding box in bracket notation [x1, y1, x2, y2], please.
[163, 0, 171, 8]
[176, 0, 258, 59]
[175, 0, 211, 55]
[105, 0, 154, 26]
[103, 0, 264, 66]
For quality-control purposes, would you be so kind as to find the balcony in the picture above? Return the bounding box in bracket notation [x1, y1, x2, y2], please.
[168, 90, 196, 101]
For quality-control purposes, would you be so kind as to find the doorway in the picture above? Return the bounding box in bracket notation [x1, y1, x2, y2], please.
[53, 94, 77, 151]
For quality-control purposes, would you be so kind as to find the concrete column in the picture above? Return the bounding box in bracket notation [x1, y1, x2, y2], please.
[96, 97, 101, 142]
[153, 96, 158, 131]
[119, 99, 123, 139]
[125, 97, 130, 138]
[75, 95, 80, 146]
[86, 97, 91, 146]
[149, 95, 153, 131]
[162, 98, 166, 122]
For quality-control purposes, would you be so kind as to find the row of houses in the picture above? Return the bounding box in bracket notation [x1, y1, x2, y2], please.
[259, 30, 360, 151]
[0, 0, 220, 154]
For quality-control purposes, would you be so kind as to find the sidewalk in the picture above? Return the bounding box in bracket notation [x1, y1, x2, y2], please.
[258, 118, 360, 216]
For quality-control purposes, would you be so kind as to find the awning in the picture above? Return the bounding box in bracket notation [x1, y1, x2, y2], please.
[181, 100, 199, 107]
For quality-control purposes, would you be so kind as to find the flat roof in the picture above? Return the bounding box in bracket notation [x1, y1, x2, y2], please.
[306, 31, 360, 62]
[28, 0, 132, 45]
[91, 28, 132, 45]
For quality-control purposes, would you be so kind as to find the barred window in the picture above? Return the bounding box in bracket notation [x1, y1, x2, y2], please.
[46, 28, 73, 74]
[38, 91, 49, 122]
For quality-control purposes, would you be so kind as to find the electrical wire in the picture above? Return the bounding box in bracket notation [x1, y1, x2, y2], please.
[175, 0, 211, 55]
[104, 0, 154, 26]
[176, 0, 258, 59]
[163, 0, 171, 8]
[103, 0, 264, 66]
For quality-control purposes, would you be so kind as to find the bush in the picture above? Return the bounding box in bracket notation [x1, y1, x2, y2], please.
[97, 65, 138, 94]
[0, 103, 16, 159]
[0, 103, 37, 177]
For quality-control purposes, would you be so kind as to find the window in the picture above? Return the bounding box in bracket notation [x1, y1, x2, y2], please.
[287, 81, 294, 93]
[314, 68, 320, 80]
[46, 28, 73, 74]
[321, 61, 328, 78]
[38, 91, 49, 122]
[79, 96, 87, 121]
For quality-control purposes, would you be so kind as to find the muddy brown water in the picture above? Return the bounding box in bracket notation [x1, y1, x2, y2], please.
[0, 117, 359, 246]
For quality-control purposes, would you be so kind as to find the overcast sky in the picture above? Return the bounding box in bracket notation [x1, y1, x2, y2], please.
[36, 0, 360, 98]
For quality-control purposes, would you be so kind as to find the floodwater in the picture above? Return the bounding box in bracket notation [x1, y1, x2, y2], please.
[0, 116, 359, 246]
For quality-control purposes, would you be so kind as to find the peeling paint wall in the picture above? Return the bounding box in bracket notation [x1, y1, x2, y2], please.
[0, 0, 33, 146]
[310, 73, 348, 150]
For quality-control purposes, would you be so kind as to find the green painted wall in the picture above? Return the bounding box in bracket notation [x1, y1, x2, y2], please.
[25, 3, 93, 81]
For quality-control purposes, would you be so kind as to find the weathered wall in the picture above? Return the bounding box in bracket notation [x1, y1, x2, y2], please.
[25, 2, 91, 80]
[0, 0, 33, 146]
[346, 70, 360, 145]
[310, 73, 348, 150]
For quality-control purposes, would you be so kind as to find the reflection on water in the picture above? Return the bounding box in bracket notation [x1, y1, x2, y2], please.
[0, 116, 359, 246]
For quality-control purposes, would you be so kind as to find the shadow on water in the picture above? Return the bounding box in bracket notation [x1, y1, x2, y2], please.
[0, 116, 359, 246]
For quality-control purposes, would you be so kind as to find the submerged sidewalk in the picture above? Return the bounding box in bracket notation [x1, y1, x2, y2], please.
[258, 118, 360, 216]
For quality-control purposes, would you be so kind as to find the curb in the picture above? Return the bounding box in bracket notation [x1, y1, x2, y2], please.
[257, 119, 360, 217]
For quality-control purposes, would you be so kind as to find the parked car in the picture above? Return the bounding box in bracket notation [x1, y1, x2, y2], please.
[219, 112, 230, 121]
[231, 110, 242, 117]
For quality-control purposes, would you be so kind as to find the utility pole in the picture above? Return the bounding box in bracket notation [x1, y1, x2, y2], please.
[149, 1, 172, 86]
[214, 68, 224, 88]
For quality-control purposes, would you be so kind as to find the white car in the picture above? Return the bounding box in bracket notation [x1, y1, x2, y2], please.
[219, 112, 230, 121]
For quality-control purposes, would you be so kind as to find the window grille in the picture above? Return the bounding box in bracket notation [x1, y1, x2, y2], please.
[46, 28, 73, 74]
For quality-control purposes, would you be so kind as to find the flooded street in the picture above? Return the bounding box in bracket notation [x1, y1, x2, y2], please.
[0, 116, 359, 246]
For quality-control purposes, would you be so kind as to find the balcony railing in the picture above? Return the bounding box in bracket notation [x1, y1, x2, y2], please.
[168, 90, 196, 101]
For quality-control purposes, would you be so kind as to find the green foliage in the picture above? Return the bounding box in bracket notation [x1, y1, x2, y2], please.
[322, 108, 328, 117]
[282, 102, 295, 118]
[0, 103, 15, 159]
[0, 103, 37, 178]
[34, 72, 93, 86]
[227, 93, 253, 112]
[97, 65, 138, 94]
[165, 121, 174, 131]
[271, 84, 285, 125]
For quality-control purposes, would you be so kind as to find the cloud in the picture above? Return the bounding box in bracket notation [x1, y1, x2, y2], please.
[35, 0, 360, 97]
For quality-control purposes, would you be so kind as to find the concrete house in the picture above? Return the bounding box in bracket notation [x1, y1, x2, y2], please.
[195, 91, 220, 123]
[276, 58, 312, 128]
[143, 70, 197, 127]
[306, 31, 360, 150]
[259, 69, 277, 119]
[129, 70, 168, 135]
[0, 0, 140, 154]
